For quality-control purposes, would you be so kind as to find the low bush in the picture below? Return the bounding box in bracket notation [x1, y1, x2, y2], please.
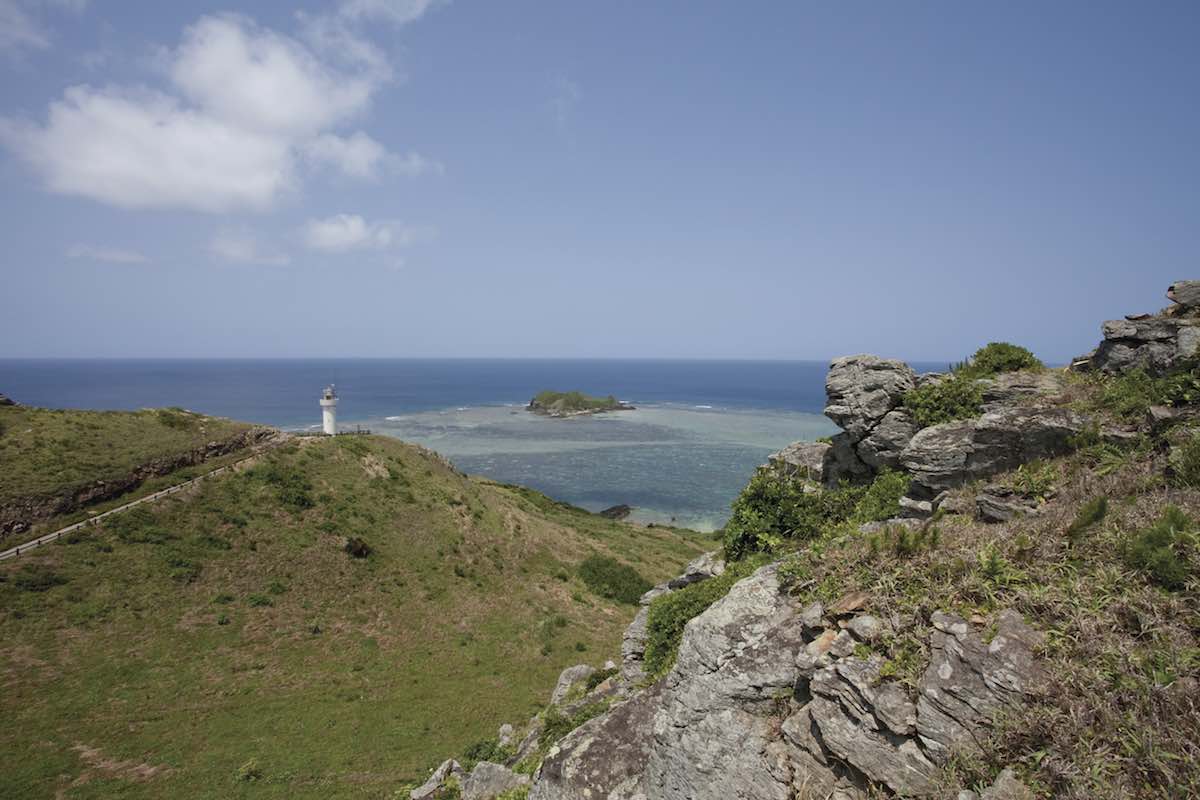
[1123, 506, 1196, 590]
[13, 565, 68, 592]
[867, 523, 940, 558]
[584, 666, 618, 692]
[253, 461, 314, 512]
[960, 342, 1043, 377]
[724, 468, 865, 559]
[576, 554, 651, 605]
[642, 558, 764, 679]
[903, 374, 984, 429]
[1065, 497, 1108, 547]
[460, 738, 512, 771]
[1092, 361, 1200, 420]
[538, 701, 611, 749]
[1010, 460, 1057, 501]
[850, 469, 909, 523]
[1168, 430, 1200, 488]
[344, 537, 372, 558]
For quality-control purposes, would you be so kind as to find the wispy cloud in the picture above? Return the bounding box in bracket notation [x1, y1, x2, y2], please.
[209, 228, 290, 266]
[66, 243, 149, 264]
[550, 75, 581, 130]
[302, 213, 433, 253]
[0, 1, 50, 54]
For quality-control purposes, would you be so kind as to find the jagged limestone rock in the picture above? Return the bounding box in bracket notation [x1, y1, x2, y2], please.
[857, 409, 918, 471]
[1089, 314, 1200, 375]
[916, 610, 1044, 761]
[461, 761, 530, 800]
[975, 485, 1040, 523]
[825, 356, 917, 439]
[410, 758, 466, 800]
[768, 440, 832, 483]
[530, 685, 662, 800]
[549, 664, 596, 706]
[1168, 280, 1200, 309]
[645, 563, 805, 800]
[900, 406, 1085, 496]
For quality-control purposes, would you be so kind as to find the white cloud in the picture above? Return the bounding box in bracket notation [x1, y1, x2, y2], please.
[0, 1, 49, 53]
[302, 213, 430, 253]
[209, 228, 290, 266]
[66, 243, 148, 264]
[337, 0, 443, 26]
[304, 131, 442, 179]
[1, 12, 437, 212]
[0, 85, 294, 212]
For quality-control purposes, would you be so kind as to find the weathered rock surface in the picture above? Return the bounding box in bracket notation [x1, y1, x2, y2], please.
[549, 664, 596, 706]
[1088, 314, 1200, 376]
[916, 611, 1044, 760]
[599, 504, 633, 520]
[620, 552, 725, 684]
[1168, 280, 1200, 310]
[900, 406, 1085, 496]
[856, 409, 918, 471]
[0, 393, 16, 406]
[411, 758, 466, 800]
[461, 761, 530, 800]
[975, 485, 1040, 523]
[825, 356, 917, 439]
[767, 440, 831, 483]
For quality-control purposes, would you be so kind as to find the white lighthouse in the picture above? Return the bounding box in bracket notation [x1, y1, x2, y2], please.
[320, 385, 338, 435]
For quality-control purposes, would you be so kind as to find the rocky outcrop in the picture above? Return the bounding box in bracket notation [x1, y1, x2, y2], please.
[1082, 281, 1200, 375]
[916, 611, 1044, 760]
[599, 504, 633, 520]
[767, 441, 830, 483]
[621, 552, 725, 684]
[462, 762, 529, 800]
[411, 759, 466, 800]
[975, 485, 1041, 523]
[0, 393, 16, 407]
[549, 664, 595, 706]
[532, 565, 1043, 799]
[824, 355, 918, 479]
[900, 406, 1086, 498]
[0, 425, 281, 539]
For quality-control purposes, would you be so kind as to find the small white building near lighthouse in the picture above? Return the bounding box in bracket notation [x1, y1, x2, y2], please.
[320, 385, 338, 435]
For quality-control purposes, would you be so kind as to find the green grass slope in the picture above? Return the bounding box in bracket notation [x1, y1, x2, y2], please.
[0, 404, 252, 504]
[0, 434, 706, 799]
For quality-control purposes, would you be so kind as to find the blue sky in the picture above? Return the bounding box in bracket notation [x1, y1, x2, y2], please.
[0, 1, 1197, 361]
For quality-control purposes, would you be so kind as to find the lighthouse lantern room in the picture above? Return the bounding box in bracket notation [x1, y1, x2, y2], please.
[320, 385, 338, 435]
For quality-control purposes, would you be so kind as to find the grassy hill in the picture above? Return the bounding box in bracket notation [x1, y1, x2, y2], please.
[0, 433, 706, 799]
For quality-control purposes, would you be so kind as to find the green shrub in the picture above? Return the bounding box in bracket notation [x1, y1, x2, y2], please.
[156, 407, 197, 430]
[723, 468, 865, 559]
[1065, 497, 1108, 547]
[867, 523, 940, 558]
[460, 738, 512, 770]
[576, 554, 651, 605]
[1010, 461, 1057, 501]
[496, 787, 530, 800]
[903, 374, 984, 429]
[13, 565, 68, 592]
[1169, 431, 1200, 488]
[247, 593, 274, 607]
[235, 759, 262, 782]
[642, 558, 763, 679]
[961, 342, 1043, 377]
[1094, 361, 1200, 420]
[850, 470, 909, 523]
[1123, 506, 1196, 590]
[253, 462, 313, 512]
[538, 701, 611, 749]
[584, 666, 618, 692]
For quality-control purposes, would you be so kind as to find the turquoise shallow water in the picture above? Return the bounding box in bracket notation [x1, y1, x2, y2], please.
[366, 403, 838, 531]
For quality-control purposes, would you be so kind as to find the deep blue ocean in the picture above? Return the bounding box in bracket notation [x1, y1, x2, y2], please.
[0, 359, 942, 529]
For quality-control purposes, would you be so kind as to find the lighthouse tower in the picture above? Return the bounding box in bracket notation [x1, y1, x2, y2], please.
[320, 385, 338, 435]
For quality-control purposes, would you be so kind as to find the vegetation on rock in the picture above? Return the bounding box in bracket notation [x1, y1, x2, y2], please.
[956, 341, 1043, 377]
[528, 391, 632, 417]
[903, 373, 985, 429]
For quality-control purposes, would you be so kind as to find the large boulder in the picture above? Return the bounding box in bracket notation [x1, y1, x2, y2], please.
[900, 406, 1085, 496]
[411, 759, 466, 800]
[856, 409, 918, 471]
[461, 762, 530, 800]
[1089, 315, 1200, 376]
[825, 356, 917, 439]
[768, 441, 831, 483]
[1167, 280, 1200, 310]
[549, 664, 596, 706]
[916, 611, 1044, 761]
[644, 563, 807, 800]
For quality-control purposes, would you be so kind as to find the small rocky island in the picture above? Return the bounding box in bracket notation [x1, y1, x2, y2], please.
[527, 390, 635, 418]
